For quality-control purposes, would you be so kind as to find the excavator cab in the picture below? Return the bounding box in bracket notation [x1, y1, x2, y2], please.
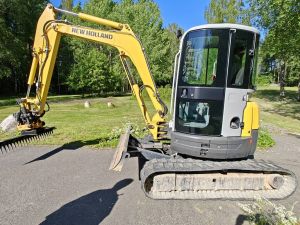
[171, 24, 260, 159]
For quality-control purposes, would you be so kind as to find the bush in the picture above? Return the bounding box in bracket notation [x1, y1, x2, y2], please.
[158, 87, 172, 101]
[258, 129, 275, 149]
[256, 73, 274, 86]
[98, 121, 148, 148]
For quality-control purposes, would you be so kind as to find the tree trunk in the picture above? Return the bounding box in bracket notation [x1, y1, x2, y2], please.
[297, 80, 300, 102]
[279, 61, 286, 97]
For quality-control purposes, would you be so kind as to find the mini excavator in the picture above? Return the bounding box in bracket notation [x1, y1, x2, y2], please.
[0, 4, 296, 199]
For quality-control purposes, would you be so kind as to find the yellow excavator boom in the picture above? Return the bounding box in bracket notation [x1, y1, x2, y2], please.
[20, 4, 167, 140]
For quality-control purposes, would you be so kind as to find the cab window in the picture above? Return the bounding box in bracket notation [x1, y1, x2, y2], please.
[179, 29, 229, 87]
[228, 30, 258, 89]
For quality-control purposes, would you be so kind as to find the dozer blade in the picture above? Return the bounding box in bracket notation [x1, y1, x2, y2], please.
[109, 127, 131, 172]
[0, 127, 55, 154]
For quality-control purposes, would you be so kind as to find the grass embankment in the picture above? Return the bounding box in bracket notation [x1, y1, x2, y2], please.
[0, 86, 298, 148]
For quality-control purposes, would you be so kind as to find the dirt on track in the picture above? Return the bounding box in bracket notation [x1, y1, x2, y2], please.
[0, 134, 299, 225]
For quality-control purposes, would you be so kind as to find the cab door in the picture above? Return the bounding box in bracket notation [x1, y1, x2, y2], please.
[221, 29, 259, 137]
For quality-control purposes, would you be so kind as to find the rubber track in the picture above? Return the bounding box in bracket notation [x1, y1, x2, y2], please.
[140, 158, 297, 200]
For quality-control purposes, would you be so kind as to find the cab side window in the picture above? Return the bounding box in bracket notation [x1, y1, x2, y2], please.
[230, 41, 247, 86]
[228, 31, 256, 89]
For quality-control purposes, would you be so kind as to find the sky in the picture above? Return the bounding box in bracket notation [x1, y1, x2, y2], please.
[50, 0, 211, 31]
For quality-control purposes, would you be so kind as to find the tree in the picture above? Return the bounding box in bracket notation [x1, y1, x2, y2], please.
[250, 0, 300, 92]
[64, 0, 118, 94]
[0, 0, 47, 94]
[111, 0, 178, 86]
[165, 23, 183, 85]
[0, 0, 181, 96]
[51, 2, 81, 94]
[62, 0, 181, 94]
[205, 0, 250, 24]
[68, 48, 111, 95]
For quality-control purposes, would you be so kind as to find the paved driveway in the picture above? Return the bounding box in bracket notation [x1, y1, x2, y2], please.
[0, 134, 299, 225]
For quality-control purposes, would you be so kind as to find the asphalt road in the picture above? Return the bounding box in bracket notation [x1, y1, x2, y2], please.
[0, 134, 299, 225]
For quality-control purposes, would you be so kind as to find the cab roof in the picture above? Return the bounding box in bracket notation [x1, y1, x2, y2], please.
[186, 23, 260, 35]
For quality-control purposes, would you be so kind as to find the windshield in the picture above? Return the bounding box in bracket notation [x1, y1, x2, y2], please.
[179, 29, 229, 87]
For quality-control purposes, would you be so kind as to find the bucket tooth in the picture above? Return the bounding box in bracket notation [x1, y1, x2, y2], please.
[17, 141, 22, 147]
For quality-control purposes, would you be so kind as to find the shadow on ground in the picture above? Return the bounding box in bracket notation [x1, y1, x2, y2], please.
[39, 179, 133, 225]
[235, 213, 277, 225]
[235, 214, 248, 225]
[254, 89, 298, 102]
[25, 138, 102, 164]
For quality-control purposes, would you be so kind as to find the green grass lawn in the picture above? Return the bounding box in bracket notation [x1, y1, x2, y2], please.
[0, 96, 154, 148]
[0, 85, 298, 148]
[252, 86, 300, 134]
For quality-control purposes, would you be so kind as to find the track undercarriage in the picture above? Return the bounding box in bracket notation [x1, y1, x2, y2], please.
[110, 131, 297, 200]
[141, 158, 296, 200]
